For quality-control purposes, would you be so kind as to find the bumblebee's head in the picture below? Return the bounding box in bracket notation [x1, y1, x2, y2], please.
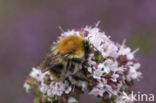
[83, 41, 90, 58]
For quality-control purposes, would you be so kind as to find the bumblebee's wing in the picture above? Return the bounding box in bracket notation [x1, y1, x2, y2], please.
[40, 43, 58, 70]
[40, 53, 58, 71]
[40, 48, 68, 81]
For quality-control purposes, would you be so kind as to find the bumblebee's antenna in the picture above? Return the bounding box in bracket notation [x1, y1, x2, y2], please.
[58, 26, 65, 33]
[95, 21, 101, 27]
[88, 35, 92, 41]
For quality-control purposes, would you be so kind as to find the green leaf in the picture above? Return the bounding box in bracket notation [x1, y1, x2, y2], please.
[53, 100, 58, 103]
[34, 97, 40, 103]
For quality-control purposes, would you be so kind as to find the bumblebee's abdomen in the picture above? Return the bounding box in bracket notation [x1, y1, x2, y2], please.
[49, 64, 64, 76]
[49, 63, 65, 81]
[58, 35, 85, 55]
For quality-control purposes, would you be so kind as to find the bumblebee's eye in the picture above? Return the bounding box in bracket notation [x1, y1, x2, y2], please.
[84, 41, 89, 48]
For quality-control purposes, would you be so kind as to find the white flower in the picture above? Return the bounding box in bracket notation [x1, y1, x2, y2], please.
[24, 83, 31, 93]
[93, 68, 104, 80]
[30, 67, 43, 81]
[111, 74, 119, 82]
[89, 87, 105, 97]
[126, 63, 142, 81]
[67, 97, 78, 103]
[103, 66, 110, 74]
[40, 83, 49, 94]
[87, 67, 92, 73]
[61, 30, 80, 37]
[77, 81, 88, 91]
[65, 86, 72, 94]
[88, 54, 96, 66]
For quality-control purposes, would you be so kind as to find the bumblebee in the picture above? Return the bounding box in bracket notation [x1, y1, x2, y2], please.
[40, 35, 89, 82]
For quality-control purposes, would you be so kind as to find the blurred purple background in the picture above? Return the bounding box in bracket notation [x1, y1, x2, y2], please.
[0, 0, 156, 103]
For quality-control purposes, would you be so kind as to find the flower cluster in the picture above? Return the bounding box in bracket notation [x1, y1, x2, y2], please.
[24, 25, 142, 103]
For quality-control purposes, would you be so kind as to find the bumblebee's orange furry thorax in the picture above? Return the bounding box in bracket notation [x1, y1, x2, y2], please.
[58, 35, 85, 55]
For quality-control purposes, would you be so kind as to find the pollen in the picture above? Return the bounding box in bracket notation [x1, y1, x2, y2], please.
[58, 35, 85, 55]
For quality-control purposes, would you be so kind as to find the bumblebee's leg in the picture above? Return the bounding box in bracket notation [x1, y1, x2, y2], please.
[63, 61, 72, 79]
[66, 60, 72, 70]
[66, 61, 79, 77]
[72, 72, 87, 81]
[71, 63, 79, 75]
